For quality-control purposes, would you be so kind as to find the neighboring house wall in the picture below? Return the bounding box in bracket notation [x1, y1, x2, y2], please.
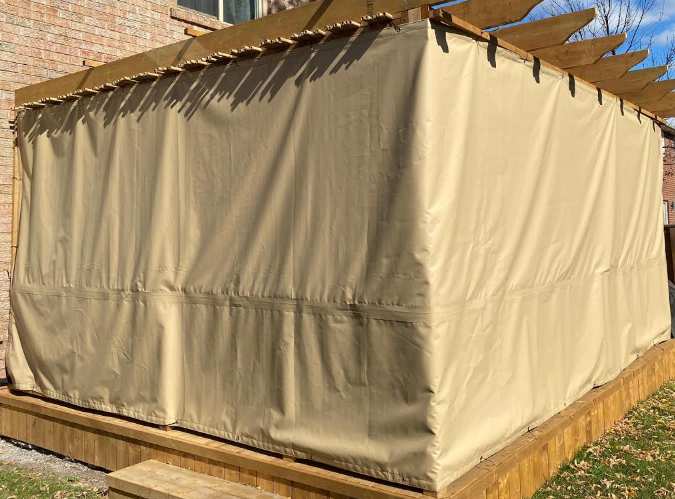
[0, 0, 314, 379]
[664, 134, 675, 224]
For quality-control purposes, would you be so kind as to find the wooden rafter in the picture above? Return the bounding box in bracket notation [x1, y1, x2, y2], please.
[15, 0, 432, 106]
[11, 0, 668, 129]
[531, 34, 626, 69]
[494, 8, 595, 51]
[185, 26, 209, 37]
[596, 66, 667, 95]
[659, 108, 675, 118]
[566, 50, 648, 83]
[624, 80, 675, 109]
[440, 0, 543, 30]
[430, 10, 535, 61]
[649, 93, 675, 113]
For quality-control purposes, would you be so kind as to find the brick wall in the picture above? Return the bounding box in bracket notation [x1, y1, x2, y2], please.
[664, 134, 675, 225]
[0, 0, 236, 379]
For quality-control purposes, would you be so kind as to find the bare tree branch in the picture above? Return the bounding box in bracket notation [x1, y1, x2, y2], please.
[530, 0, 668, 56]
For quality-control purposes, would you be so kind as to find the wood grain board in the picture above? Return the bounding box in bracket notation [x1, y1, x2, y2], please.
[11, 0, 671, 125]
[622, 80, 675, 107]
[596, 66, 668, 95]
[14, 0, 433, 106]
[531, 33, 627, 69]
[650, 93, 675, 113]
[440, 0, 543, 29]
[1, 340, 672, 499]
[108, 459, 280, 498]
[494, 8, 595, 51]
[566, 50, 649, 83]
[185, 26, 210, 38]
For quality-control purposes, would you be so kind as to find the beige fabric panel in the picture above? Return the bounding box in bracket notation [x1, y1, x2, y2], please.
[423, 30, 670, 486]
[9, 21, 669, 491]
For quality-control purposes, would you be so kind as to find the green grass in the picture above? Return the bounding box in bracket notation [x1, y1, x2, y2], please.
[534, 381, 675, 499]
[0, 465, 102, 499]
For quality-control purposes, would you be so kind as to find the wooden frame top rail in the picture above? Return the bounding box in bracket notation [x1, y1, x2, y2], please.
[13, 0, 673, 129]
[15, 0, 442, 106]
[428, 10, 667, 127]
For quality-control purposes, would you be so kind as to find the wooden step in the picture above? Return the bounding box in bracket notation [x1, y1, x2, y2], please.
[108, 459, 282, 499]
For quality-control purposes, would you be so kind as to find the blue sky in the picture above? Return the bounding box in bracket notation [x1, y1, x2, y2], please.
[434, 0, 674, 121]
[642, 1, 675, 71]
[435, 0, 675, 72]
[527, 0, 675, 74]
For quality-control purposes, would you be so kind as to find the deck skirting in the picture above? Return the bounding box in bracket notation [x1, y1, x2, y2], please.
[0, 339, 673, 499]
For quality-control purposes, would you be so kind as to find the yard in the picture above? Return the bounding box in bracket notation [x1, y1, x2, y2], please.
[534, 381, 675, 498]
[0, 438, 105, 499]
[0, 466, 101, 498]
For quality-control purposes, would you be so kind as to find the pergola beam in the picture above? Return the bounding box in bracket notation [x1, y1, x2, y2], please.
[649, 93, 675, 113]
[15, 0, 433, 106]
[596, 66, 668, 95]
[441, 0, 544, 29]
[531, 33, 626, 69]
[566, 50, 648, 83]
[12, 0, 667, 128]
[494, 8, 595, 51]
[621, 79, 675, 107]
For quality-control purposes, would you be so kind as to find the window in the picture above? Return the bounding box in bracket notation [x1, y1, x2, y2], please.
[177, 0, 263, 24]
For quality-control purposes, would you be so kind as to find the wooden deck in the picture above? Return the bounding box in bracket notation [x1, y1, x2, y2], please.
[107, 459, 282, 499]
[0, 339, 673, 499]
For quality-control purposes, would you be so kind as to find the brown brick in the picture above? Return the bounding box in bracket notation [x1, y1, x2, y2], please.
[665, 135, 675, 224]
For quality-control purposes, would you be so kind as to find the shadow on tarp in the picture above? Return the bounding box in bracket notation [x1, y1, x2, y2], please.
[20, 26, 387, 141]
[19, 21, 537, 142]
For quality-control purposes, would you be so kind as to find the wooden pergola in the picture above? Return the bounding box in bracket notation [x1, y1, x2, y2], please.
[12, 0, 675, 122]
[6, 2, 675, 498]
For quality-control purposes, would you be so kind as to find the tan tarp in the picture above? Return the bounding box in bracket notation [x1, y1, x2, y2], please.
[8, 20, 670, 491]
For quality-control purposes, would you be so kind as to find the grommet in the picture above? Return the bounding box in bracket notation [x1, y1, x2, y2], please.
[231, 45, 264, 58]
[326, 20, 361, 34]
[290, 29, 327, 44]
[260, 37, 294, 50]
